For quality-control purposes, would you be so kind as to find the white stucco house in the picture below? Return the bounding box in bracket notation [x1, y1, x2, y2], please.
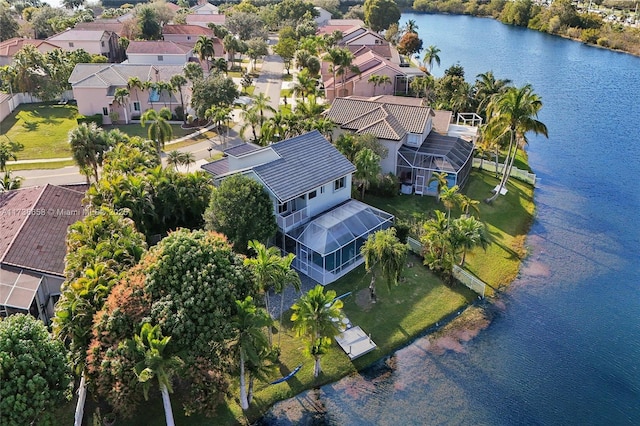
[46, 29, 122, 62]
[325, 96, 479, 196]
[201, 131, 394, 285]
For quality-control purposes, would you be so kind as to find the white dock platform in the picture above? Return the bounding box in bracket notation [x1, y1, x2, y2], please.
[335, 326, 377, 360]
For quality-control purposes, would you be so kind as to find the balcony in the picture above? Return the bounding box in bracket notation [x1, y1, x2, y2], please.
[277, 207, 309, 232]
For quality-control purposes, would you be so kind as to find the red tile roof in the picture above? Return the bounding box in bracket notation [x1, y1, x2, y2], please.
[127, 40, 192, 55]
[0, 38, 60, 57]
[162, 24, 213, 36]
[0, 185, 87, 277]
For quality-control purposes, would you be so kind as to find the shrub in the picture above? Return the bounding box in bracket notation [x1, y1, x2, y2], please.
[174, 105, 185, 121]
[597, 37, 610, 47]
[393, 223, 410, 244]
[77, 114, 103, 125]
[369, 173, 399, 197]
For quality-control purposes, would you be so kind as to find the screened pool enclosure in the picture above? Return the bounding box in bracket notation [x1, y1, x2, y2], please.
[277, 200, 394, 285]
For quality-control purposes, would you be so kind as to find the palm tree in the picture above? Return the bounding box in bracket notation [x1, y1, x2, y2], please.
[427, 171, 449, 201]
[170, 74, 188, 124]
[193, 35, 215, 71]
[368, 75, 381, 96]
[244, 240, 285, 347]
[166, 150, 182, 171]
[184, 62, 203, 82]
[130, 323, 182, 426]
[141, 108, 173, 161]
[336, 49, 360, 98]
[68, 123, 111, 183]
[232, 296, 272, 410]
[404, 19, 419, 34]
[113, 88, 130, 124]
[459, 194, 481, 217]
[409, 75, 435, 101]
[292, 69, 317, 104]
[239, 105, 260, 142]
[325, 48, 344, 100]
[439, 185, 463, 219]
[251, 93, 276, 126]
[353, 148, 381, 199]
[485, 84, 548, 203]
[423, 45, 441, 74]
[213, 57, 228, 74]
[311, 117, 335, 142]
[0, 140, 23, 173]
[450, 216, 489, 266]
[291, 285, 344, 378]
[474, 71, 512, 120]
[272, 253, 301, 347]
[361, 228, 408, 301]
[420, 210, 454, 281]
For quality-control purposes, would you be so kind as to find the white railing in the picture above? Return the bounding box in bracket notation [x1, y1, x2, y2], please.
[276, 207, 309, 231]
[472, 158, 537, 185]
[457, 112, 483, 127]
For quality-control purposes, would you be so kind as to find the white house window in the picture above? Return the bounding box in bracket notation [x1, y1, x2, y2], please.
[407, 134, 421, 146]
[133, 101, 140, 111]
[69, 42, 74, 47]
[157, 55, 164, 61]
[334, 177, 346, 191]
[102, 107, 108, 115]
[308, 190, 317, 200]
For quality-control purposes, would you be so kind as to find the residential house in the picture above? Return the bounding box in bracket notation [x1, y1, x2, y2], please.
[325, 96, 478, 195]
[0, 184, 87, 324]
[0, 38, 61, 66]
[126, 40, 193, 65]
[185, 13, 226, 28]
[322, 50, 423, 102]
[74, 21, 126, 38]
[69, 63, 188, 124]
[201, 131, 394, 285]
[46, 29, 123, 62]
[314, 7, 332, 26]
[162, 25, 224, 56]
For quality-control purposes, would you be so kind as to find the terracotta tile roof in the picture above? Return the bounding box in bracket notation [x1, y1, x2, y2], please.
[162, 24, 213, 36]
[347, 44, 392, 60]
[326, 98, 434, 141]
[185, 14, 226, 25]
[324, 51, 405, 89]
[70, 63, 187, 88]
[0, 186, 42, 262]
[0, 185, 87, 276]
[317, 25, 360, 36]
[48, 29, 110, 42]
[364, 95, 426, 107]
[432, 110, 453, 134]
[0, 38, 60, 57]
[127, 40, 192, 55]
[75, 21, 125, 35]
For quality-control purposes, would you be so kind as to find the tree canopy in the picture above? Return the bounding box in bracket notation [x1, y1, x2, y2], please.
[0, 314, 72, 426]
[204, 174, 277, 254]
[190, 73, 239, 119]
[363, 0, 400, 32]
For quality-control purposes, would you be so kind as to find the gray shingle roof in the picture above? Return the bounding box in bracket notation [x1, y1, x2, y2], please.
[201, 157, 229, 176]
[253, 131, 355, 202]
[326, 98, 434, 140]
[224, 143, 262, 156]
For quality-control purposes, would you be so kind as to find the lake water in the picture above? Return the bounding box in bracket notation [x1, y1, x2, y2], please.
[260, 14, 640, 425]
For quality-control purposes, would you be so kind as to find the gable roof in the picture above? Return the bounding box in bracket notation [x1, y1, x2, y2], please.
[163, 24, 214, 36]
[185, 14, 226, 25]
[48, 29, 111, 42]
[127, 40, 192, 55]
[69, 63, 186, 88]
[346, 44, 392, 60]
[202, 131, 355, 202]
[74, 21, 125, 35]
[0, 38, 60, 57]
[325, 97, 435, 141]
[0, 184, 87, 276]
[324, 50, 406, 89]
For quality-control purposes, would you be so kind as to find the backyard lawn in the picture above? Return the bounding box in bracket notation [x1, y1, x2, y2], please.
[0, 103, 213, 161]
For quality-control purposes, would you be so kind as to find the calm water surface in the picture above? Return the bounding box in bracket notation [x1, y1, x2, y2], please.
[261, 14, 640, 425]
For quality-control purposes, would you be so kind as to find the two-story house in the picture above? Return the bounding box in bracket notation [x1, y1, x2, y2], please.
[126, 41, 193, 65]
[201, 131, 394, 285]
[47, 29, 122, 62]
[325, 96, 477, 196]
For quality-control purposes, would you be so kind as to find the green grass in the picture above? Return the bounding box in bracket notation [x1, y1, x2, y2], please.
[242, 86, 256, 96]
[9, 160, 76, 171]
[0, 103, 80, 159]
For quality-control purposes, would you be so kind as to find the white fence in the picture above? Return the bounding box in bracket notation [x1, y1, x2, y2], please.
[472, 158, 537, 185]
[406, 237, 486, 298]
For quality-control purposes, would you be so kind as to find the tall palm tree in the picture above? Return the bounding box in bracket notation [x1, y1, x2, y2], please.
[130, 323, 182, 426]
[353, 148, 381, 199]
[183, 62, 203, 82]
[404, 19, 419, 34]
[439, 184, 463, 219]
[251, 93, 276, 126]
[361, 228, 408, 301]
[474, 71, 512, 120]
[243, 240, 286, 347]
[193, 35, 215, 71]
[68, 123, 110, 183]
[485, 84, 548, 203]
[272, 253, 301, 347]
[292, 69, 317, 104]
[423, 45, 441, 74]
[420, 210, 454, 281]
[325, 48, 344, 101]
[459, 194, 481, 218]
[232, 296, 272, 410]
[127, 76, 144, 111]
[336, 49, 360, 98]
[239, 105, 260, 142]
[450, 215, 489, 266]
[368, 75, 381, 96]
[169, 74, 188, 124]
[113, 88, 130, 124]
[291, 285, 344, 378]
[427, 171, 449, 201]
[141, 108, 173, 161]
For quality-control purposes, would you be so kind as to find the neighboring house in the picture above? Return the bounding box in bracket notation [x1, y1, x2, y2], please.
[0, 38, 61, 66]
[323, 50, 424, 102]
[126, 40, 193, 65]
[314, 7, 332, 26]
[325, 96, 478, 195]
[0, 184, 87, 324]
[46, 29, 122, 62]
[74, 21, 126, 38]
[341, 28, 387, 47]
[201, 130, 394, 285]
[190, 1, 219, 14]
[185, 14, 226, 28]
[69, 63, 187, 124]
[162, 25, 224, 56]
